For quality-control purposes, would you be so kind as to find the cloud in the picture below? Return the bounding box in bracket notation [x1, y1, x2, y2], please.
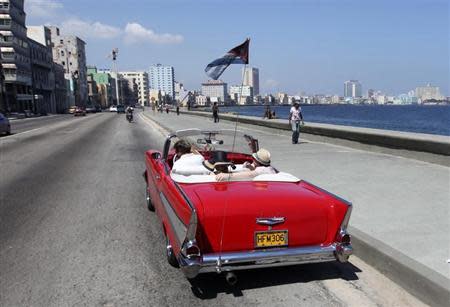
[60, 18, 122, 39]
[26, 0, 63, 18]
[124, 23, 183, 44]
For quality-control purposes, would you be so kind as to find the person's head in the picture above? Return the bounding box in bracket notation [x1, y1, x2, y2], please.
[293, 102, 299, 109]
[174, 139, 191, 158]
[252, 148, 271, 166]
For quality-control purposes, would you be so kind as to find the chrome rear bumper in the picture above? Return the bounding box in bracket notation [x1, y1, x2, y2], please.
[179, 243, 353, 278]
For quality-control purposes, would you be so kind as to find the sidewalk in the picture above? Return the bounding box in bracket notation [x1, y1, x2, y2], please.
[141, 110, 449, 305]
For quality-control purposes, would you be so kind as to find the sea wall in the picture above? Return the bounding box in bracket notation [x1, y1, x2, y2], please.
[176, 110, 450, 155]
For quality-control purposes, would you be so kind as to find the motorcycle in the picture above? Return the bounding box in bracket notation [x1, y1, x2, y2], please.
[126, 113, 133, 122]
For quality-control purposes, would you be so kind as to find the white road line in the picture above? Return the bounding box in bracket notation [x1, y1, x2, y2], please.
[138, 113, 169, 137]
[3, 127, 43, 137]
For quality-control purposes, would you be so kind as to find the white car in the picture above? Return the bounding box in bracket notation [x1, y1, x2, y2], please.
[0, 113, 11, 135]
[109, 105, 118, 112]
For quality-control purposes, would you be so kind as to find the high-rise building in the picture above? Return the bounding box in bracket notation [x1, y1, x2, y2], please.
[0, 0, 32, 113]
[243, 67, 259, 96]
[28, 26, 63, 114]
[201, 80, 228, 104]
[415, 83, 443, 101]
[120, 71, 149, 106]
[48, 26, 87, 107]
[344, 80, 362, 98]
[229, 85, 253, 104]
[149, 64, 174, 99]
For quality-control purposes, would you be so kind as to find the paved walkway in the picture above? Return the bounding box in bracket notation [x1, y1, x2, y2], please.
[141, 110, 449, 283]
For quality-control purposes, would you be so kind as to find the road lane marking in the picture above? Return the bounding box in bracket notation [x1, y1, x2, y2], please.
[138, 113, 169, 138]
[3, 127, 44, 137]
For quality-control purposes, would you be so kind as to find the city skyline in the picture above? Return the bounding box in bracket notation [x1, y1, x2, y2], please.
[25, 0, 449, 96]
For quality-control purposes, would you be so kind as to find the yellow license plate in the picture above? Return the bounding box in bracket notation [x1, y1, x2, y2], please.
[255, 230, 288, 248]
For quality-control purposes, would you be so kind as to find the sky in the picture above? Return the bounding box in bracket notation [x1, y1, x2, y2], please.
[26, 0, 449, 96]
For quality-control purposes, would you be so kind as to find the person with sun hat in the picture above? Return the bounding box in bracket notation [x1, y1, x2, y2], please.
[215, 148, 276, 181]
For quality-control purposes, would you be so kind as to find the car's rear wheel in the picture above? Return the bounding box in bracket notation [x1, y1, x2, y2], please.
[6, 125, 11, 135]
[146, 185, 155, 212]
[166, 235, 179, 268]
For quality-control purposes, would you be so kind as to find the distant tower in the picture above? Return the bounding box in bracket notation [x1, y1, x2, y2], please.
[149, 64, 175, 100]
[111, 48, 119, 104]
[344, 80, 362, 98]
[243, 67, 259, 96]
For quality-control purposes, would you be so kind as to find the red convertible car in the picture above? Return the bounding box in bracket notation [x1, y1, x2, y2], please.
[144, 129, 353, 283]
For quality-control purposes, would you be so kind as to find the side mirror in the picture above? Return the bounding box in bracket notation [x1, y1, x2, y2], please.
[151, 152, 161, 160]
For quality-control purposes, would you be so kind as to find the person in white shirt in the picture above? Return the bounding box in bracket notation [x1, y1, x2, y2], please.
[215, 148, 276, 181]
[172, 139, 209, 175]
[289, 102, 304, 144]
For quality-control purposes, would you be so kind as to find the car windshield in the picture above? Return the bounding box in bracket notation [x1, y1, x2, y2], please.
[170, 129, 256, 156]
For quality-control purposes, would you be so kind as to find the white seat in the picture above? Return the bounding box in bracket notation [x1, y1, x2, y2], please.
[172, 154, 210, 176]
[253, 172, 300, 182]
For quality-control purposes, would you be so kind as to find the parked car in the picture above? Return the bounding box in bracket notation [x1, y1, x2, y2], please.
[85, 106, 96, 113]
[0, 113, 11, 135]
[143, 129, 353, 282]
[67, 106, 77, 114]
[116, 105, 125, 113]
[109, 105, 117, 112]
[74, 107, 86, 116]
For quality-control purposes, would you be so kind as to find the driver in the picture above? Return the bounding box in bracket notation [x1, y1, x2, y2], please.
[215, 148, 276, 181]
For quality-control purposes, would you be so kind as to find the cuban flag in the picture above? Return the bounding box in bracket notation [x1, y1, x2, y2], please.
[205, 38, 250, 80]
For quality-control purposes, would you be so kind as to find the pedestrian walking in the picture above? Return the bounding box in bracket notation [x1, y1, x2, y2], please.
[212, 102, 219, 123]
[176, 105, 180, 116]
[289, 102, 304, 144]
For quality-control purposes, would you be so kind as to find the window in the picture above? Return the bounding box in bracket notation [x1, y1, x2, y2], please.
[61, 50, 64, 56]
[62, 61, 65, 66]
[60, 39, 63, 44]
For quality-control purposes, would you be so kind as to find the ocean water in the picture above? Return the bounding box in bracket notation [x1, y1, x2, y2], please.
[213, 105, 450, 136]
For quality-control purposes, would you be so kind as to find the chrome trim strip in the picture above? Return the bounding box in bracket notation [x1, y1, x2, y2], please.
[302, 180, 352, 207]
[256, 217, 285, 226]
[160, 192, 187, 245]
[179, 243, 353, 278]
[340, 205, 352, 231]
[173, 182, 197, 242]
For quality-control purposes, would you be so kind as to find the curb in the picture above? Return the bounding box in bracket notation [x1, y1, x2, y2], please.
[176, 110, 450, 156]
[142, 110, 450, 306]
[349, 227, 449, 307]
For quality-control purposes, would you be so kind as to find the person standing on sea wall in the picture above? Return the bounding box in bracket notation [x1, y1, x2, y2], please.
[289, 102, 304, 144]
[212, 102, 219, 123]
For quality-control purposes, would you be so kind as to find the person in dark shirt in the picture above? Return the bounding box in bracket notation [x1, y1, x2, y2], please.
[212, 102, 219, 123]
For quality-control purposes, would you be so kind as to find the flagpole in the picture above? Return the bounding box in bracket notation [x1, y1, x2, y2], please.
[215, 38, 250, 273]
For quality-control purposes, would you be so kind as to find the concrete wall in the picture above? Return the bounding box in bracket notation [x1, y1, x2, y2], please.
[178, 110, 450, 156]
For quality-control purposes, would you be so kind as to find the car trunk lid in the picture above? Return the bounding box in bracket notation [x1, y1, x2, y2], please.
[180, 181, 330, 253]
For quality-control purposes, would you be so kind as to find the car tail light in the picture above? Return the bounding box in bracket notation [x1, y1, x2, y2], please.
[341, 233, 351, 245]
[181, 240, 201, 259]
[336, 230, 351, 245]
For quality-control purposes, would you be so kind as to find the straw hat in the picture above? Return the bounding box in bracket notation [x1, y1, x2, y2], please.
[252, 148, 271, 166]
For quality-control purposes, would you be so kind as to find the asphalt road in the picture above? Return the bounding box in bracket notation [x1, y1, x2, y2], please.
[0, 111, 425, 306]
